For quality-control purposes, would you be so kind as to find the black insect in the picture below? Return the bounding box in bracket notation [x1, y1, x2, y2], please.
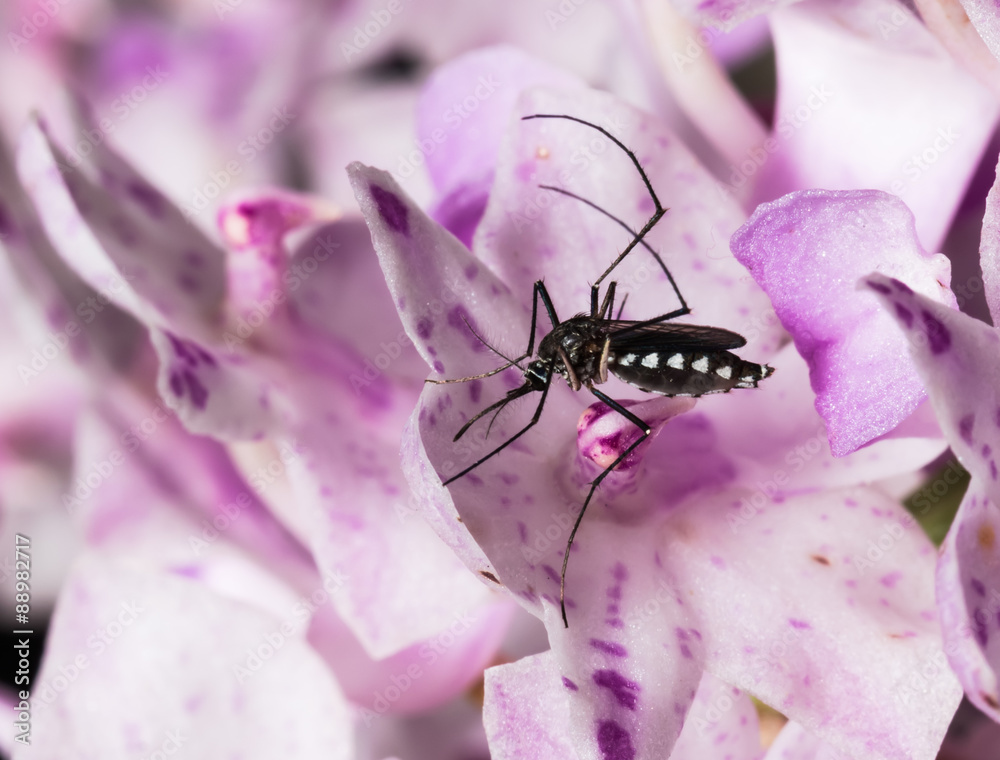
[429, 114, 774, 627]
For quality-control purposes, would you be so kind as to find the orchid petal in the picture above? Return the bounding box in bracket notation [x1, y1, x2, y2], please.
[979, 152, 1000, 327]
[761, 0, 999, 252]
[17, 117, 226, 340]
[937, 480, 1000, 721]
[860, 272, 999, 497]
[670, 485, 960, 760]
[732, 189, 956, 456]
[28, 555, 351, 760]
[417, 46, 583, 245]
[764, 721, 847, 760]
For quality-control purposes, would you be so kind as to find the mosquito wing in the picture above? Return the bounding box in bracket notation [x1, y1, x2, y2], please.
[606, 321, 747, 352]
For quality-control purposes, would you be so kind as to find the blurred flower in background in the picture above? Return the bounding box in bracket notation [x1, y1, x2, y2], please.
[2, 0, 1000, 759]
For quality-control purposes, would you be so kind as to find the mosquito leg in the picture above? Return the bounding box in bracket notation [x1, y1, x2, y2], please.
[442, 374, 552, 486]
[560, 386, 651, 628]
[595, 281, 617, 320]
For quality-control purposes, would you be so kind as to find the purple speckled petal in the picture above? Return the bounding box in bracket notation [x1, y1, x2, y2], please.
[937, 481, 1000, 722]
[666, 673, 762, 760]
[149, 328, 281, 441]
[980, 153, 1000, 327]
[485, 654, 761, 760]
[545, 543, 704, 759]
[484, 652, 580, 759]
[759, 0, 999, 252]
[417, 46, 583, 246]
[670, 485, 960, 760]
[764, 721, 851, 760]
[17, 117, 226, 341]
[706, 342, 947, 493]
[477, 87, 783, 368]
[862, 272, 1000, 497]
[732, 189, 956, 457]
[29, 555, 351, 760]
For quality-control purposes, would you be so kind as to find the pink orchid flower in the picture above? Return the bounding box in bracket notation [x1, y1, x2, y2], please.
[349, 37, 973, 756]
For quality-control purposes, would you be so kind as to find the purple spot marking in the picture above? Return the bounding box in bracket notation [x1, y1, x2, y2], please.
[679, 644, 693, 659]
[984, 445, 993, 458]
[867, 281, 892, 295]
[517, 522, 528, 543]
[433, 360, 445, 374]
[676, 628, 689, 641]
[178, 273, 199, 292]
[612, 563, 628, 582]
[369, 184, 409, 235]
[607, 586, 622, 600]
[921, 310, 951, 354]
[169, 371, 183, 397]
[127, 181, 165, 217]
[498, 471, 518, 485]
[590, 639, 628, 657]
[880, 571, 903, 588]
[465, 264, 478, 280]
[183, 371, 209, 410]
[891, 278, 913, 294]
[597, 720, 636, 760]
[469, 379, 482, 404]
[971, 578, 986, 597]
[542, 565, 560, 584]
[606, 618, 624, 628]
[416, 318, 432, 340]
[959, 414, 975, 445]
[789, 619, 812, 630]
[973, 608, 989, 647]
[593, 670, 640, 710]
[991, 461, 998, 481]
[894, 303, 914, 329]
[562, 676, 578, 691]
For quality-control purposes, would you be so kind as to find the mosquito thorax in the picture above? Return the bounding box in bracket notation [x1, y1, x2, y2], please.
[538, 317, 608, 387]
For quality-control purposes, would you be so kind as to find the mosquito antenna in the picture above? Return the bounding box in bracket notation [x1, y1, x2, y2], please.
[537, 183, 687, 315]
[452, 383, 534, 442]
[426, 318, 528, 385]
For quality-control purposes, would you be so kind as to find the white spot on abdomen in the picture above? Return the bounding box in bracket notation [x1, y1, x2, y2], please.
[641, 353, 658, 368]
[621, 353, 637, 366]
[667, 353, 685, 369]
[692, 356, 709, 373]
[716, 365, 732, 380]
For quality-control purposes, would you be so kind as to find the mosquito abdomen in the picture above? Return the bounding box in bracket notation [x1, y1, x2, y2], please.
[607, 349, 774, 397]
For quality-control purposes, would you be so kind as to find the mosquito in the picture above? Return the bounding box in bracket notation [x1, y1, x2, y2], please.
[429, 113, 774, 627]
